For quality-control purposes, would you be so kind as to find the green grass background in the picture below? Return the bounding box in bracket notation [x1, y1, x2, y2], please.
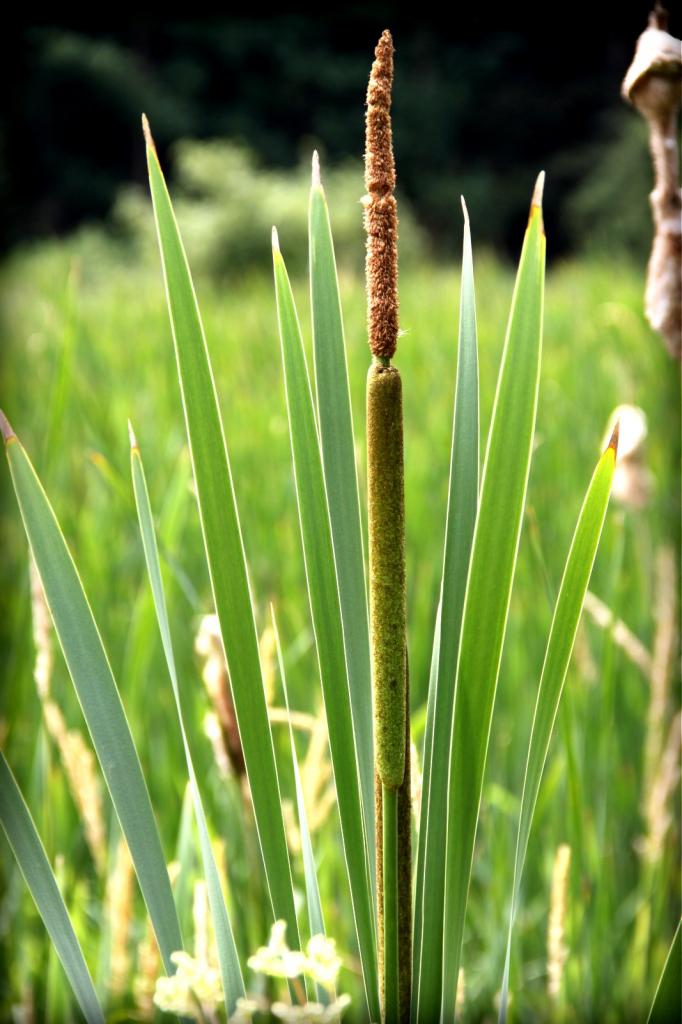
[0, 217, 679, 1021]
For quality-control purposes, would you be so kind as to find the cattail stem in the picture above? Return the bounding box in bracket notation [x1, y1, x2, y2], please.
[375, 662, 412, 1024]
[365, 29, 410, 1022]
[382, 785, 399, 1022]
[396, 665, 412, 1020]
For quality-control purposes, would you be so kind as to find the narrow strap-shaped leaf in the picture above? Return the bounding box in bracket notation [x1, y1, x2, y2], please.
[647, 920, 681, 1024]
[0, 752, 104, 1024]
[498, 429, 618, 1023]
[1, 417, 183, 972]
[411, 598, 440, 996]
[440, 176, 546, 1020]
[272, 232, 380, 1022]
[413, 200, 479, 1019]
[272, 610, 328, 1005]
[309, 158, 375, 883]
[143, 121, 299, 947]
[130, 428, 245, 1015]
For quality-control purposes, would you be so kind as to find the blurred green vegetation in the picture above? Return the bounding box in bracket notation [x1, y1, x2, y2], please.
[113, 140, 427, 277]
[0, 162, 679, 1018]
[3, 12, 662, 258]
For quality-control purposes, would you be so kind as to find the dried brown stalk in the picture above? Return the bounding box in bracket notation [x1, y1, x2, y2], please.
[622, 4, 682, 359]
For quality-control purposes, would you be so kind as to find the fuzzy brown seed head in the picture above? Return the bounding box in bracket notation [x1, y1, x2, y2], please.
[366, 31, 396, 196]
[365, 30, 399, 361]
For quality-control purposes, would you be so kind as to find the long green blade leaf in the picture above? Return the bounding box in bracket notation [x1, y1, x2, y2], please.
[309, 157, 375, 878]
[440, 176, 546, 1019]
[143, 120, 299, 947]
[499, 429, 618, 1022]
[130, 427, 245, 1015]
[413, 199, 479, 1018]
[0, 752, 104, 1024]
[648, 920, 681, 1024]
[272, 610, 328, 1004]
[272, 231, 380, 1022]
[412, 598, 441, 982]
[1, 416, 182, 972]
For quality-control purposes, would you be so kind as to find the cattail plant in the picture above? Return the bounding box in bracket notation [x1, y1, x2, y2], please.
[3, 27, 680, 1024]
[363, 30, 411, 1024]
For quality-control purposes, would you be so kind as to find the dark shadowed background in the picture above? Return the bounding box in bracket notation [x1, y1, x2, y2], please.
[0, 7, 664, 259]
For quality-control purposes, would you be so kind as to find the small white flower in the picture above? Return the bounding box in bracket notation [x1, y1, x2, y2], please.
[305, 934, 342, 988]
[153, 950, 223, 1019]
[228, 995, 267, 1023]
[248, 920, 308, 979]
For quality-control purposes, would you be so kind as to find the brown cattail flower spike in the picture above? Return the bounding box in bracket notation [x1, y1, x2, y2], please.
[365, 30, 399, 363]
[365, 30, 410, 1024]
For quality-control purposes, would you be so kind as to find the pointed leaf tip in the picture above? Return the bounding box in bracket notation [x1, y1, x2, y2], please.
[532, 171, 545, 211]
[0, 409, 16, 443]
[271, 226, 280, 252]
[312, 150, 321, 187]
[141, 113, 156, 153]
[128, 420, 138, 451]
[460, 196, 470, 225]
[607, 417, 620, 456]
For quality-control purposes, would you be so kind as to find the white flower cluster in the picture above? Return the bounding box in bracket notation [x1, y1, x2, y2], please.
[247, 921, 342, 990]
[153, 925, 351, 1023]
[154, 951, 223, 1018]
[239, 922, 351, 1023]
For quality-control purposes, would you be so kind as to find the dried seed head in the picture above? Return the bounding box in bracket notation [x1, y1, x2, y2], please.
[193, 879, 216, 967]
[30, 560, 53, 700]
[134, 918, 161, 1018]
[365, 30, 396, 197]
[42, 699, 107, 874]
[195, 614, 246, 777]
[108, 838, 135, 996]
[365, 30, 399, 361]
[642, 711, 681, 863]
[547, 844, 571, 999]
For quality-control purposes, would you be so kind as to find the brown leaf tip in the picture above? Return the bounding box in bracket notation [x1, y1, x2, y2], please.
[0, 409, 16, 444]
[607, 417, 620, 456]
[141, 113, 156, 154]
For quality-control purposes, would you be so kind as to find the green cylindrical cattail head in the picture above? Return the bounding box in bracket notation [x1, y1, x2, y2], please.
[367, 363, 406, 788]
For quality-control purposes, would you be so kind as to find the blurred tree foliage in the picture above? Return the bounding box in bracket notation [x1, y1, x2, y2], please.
[113, 140, 427, 277]
[1, 9, 665, 257]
